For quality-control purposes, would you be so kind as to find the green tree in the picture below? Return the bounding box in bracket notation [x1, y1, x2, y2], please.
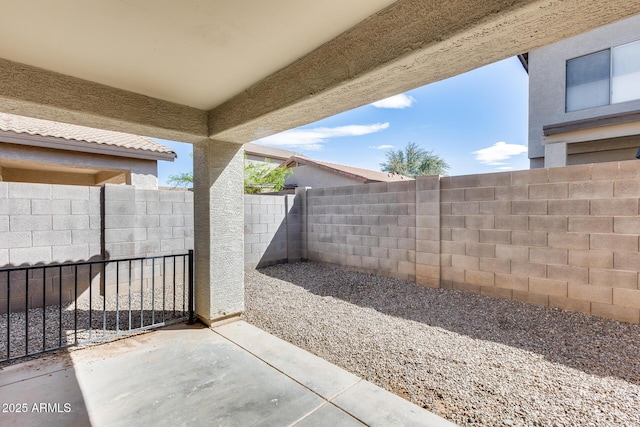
[381, 142, 449, 177]
[167, 172, 193, 188]
[243, 159, 292, 194]
[166, 155, 292, 193]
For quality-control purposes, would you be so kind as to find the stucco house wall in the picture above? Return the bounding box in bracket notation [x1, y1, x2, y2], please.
[244, 143, 298, 170]
[529, 14, 640, 167]
[285, 164, 363, 188]
[281, 156, 411, 189]
[0, 142, 158, 188]
[0, 112, 175, 189]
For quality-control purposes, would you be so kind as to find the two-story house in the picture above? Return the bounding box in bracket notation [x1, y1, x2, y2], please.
[528, 14, 640, 168]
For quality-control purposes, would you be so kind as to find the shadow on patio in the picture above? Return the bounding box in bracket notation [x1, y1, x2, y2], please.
[0, 349, 91, 426]
[0, 321, 455, 427]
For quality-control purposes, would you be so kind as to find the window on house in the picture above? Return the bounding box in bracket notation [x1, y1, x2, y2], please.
[612, 40, 640, 104]
[566, 39, 640, 112]
[566, 50, 610, 112]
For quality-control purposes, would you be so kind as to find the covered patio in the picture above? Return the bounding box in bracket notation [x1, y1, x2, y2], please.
[2, 1, 639, 326]
[2, 1, 640, 425]
[0, 322, 454, 426]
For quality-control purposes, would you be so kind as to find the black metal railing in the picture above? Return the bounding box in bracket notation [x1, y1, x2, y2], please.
[0, 251, 194, 362]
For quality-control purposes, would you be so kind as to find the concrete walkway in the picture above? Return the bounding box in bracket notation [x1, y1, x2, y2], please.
[0, 321, 456, 426]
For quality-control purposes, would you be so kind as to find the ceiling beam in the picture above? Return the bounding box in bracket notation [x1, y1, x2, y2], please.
[208, 0, 640, 143]
[0, 58, 208, 144]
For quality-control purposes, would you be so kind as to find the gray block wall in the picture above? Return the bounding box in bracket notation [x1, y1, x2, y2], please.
[0, 182, 102, 267]
[101, 185, 194, 298]
[244, 194, 302, 270]
[0, 182, 194, 313]
[5, 165, 640, 323]
[0, 182, 103, 313]
[103, 185, 194, 258]
[415, 176, 441, 287]
[305, 180, 417, 282]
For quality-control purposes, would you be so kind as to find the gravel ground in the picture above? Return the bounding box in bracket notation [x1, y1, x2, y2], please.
[244, 262, 640, 427]
[0, 286, 188, 362]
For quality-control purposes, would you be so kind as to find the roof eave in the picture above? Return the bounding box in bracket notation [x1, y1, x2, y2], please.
[283, 156, 369, 183]
[0, 130, 176, 162]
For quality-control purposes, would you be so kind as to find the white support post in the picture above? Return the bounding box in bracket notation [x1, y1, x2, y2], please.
[544, 142, 568, 168]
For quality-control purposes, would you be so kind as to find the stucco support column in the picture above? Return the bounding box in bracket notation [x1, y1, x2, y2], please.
[193, 139, 244, 325]
[544, 142, 568, 168]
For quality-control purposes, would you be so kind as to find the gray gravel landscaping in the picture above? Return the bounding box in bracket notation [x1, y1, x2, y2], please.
[0, 286, 187, 361]
[244, 262, 640, 427]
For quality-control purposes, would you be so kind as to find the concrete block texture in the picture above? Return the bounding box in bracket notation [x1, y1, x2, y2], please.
[0, 231, 32, 249]
[33, 199, 71, 215]
[1, 180, 195, 313]
[9, 246, 52, 266]
[11, 215, 52, 232]
[7, 163, 640, 322]
[613, 288, 640, 309]
[51, 184, 91, 200]
[591, 303, 639, 323]
[569, 181, 614, 199]
[269, 165, 640, 322]
[53, 215, 90, 231]
[7, 182, 51, 199]
[0, 199, 30, 215]
[105, 200, 136, 215]
[243, 193, 303, 269]
[614, 179, 640, 198]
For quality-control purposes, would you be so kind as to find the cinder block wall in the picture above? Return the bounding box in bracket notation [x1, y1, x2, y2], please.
[0, 182, 194, 312]
[0, 182, 101, 266]
[305, 181, 417, 282]
[416, 176, 441, 287]
[439, 162, 640, 323]
[244, 194, 301, 270]
[102, 185, 194, 296]
[0, 182, 102, 312]
[296, 160, 640, 323]
[103, 185, 194, 258]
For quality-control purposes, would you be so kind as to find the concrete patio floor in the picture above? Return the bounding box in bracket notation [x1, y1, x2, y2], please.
[0, 320, 456, 427]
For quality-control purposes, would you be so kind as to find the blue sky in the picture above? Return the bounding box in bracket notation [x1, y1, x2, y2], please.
[156, 56, 529, 186]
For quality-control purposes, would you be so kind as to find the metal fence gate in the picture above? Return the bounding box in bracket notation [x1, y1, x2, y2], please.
[0, 251, 194, 362]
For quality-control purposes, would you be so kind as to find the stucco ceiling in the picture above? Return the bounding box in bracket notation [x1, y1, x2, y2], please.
[0, 0, 396, 110]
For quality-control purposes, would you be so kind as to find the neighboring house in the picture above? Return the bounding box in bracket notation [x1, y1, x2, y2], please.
[281, 155, 412, 188]
[243, 143, 410, 190]
[0, 112, 176, 189]
[527, 14, 640, 168]
[244, 142, 300, 169]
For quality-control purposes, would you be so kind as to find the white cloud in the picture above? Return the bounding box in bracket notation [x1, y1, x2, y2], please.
[254, 123, 390, 151]
[371, 94, 416, 109]
[473, 141, 527, 165]
[368, 144, 395, 150]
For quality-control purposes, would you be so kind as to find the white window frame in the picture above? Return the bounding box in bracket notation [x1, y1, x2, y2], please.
[565, 38, 640, 112]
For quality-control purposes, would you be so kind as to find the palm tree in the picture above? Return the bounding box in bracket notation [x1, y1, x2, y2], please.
[381, 142, 449, 177]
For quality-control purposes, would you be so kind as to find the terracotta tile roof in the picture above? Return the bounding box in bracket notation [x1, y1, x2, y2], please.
[244, 142, 300, 160]
[282, 155, 413, 183]
[0, 112, 175, 157]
